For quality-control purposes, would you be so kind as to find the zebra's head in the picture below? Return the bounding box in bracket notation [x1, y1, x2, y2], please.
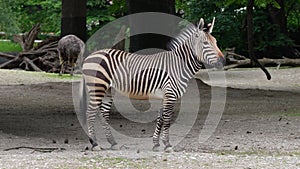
[193, 17, 225, 68]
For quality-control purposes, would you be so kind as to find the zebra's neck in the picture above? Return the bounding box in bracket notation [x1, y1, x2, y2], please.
[172, 40, 202, 79]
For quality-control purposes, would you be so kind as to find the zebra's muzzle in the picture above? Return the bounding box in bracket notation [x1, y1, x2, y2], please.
[214, 57, 226, 69]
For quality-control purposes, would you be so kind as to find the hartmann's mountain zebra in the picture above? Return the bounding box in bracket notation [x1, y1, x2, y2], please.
[81, 18, 225, 152]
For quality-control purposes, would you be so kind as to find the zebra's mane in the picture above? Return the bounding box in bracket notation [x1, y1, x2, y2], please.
[167, 24, 197, 51]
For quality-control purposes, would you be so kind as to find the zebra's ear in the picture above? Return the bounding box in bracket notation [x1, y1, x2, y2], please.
[208, 17, 215, 33]
[197, 18, 204, 30]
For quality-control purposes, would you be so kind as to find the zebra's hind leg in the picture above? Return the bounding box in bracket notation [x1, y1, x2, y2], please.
[86, 85, 108, 151]
[99, 90, 118, 150]
[86, 100, 101, 150]
[59, 61, 66, 76]
[161, 96, 176, 152]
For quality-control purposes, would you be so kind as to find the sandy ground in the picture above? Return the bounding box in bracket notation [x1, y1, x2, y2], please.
[0, 68, 300, 168]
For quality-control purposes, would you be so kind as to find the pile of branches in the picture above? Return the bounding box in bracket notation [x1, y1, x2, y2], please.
[0, 24, 61, 73]
[224, 48, 300, 70]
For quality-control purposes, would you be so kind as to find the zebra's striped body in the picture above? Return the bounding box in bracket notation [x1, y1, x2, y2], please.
[82, 18, 225, 151]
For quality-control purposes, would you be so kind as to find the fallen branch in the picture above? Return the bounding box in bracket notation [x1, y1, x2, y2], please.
[0, 57, 19, 69]
[0, 52, 16, 59]
[23, 57, 43, 71]
[3, 146, 66, 153]
[13, 24, 41, 51]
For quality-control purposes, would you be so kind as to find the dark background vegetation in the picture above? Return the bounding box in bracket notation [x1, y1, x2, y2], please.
[0, 0, 299, 58]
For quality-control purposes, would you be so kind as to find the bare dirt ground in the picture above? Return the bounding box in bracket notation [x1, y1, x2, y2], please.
[0, 68, 300, 169]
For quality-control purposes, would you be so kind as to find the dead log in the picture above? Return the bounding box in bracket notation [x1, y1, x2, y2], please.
[21, 57, 43, 71]
[0, 23, 62, 72]
[224, 58, 300, 70]
[0, 52, 16, 59]
[13, 24, 41, 51]
[0, 57, 19, 69]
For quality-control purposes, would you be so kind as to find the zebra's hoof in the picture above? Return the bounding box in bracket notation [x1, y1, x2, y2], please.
[111, 144, 119, 150]
[91, 145, 102, 151]
[164, 146, 173, 153]
[152, 145, 160, 152]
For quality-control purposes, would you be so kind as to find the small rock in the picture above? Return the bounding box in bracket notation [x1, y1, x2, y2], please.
[246, 131, 252, 134]
[279, 117, 282, 121]
[162, 157, 167, 161]
[120, 125, 123, 128]
[64, 139, 69, 144]
[234, 145, 238, 150]
[137, 149, 140, 153]
[141, 129, 146, 134]
[52, 140, 57, 144]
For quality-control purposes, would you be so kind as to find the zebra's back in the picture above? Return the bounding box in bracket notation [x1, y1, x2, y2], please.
[82, 49, 174, 100]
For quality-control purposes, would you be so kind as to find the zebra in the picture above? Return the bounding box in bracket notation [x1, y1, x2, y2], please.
[81, 17, 225, 152]
[58, 34, 85, 76]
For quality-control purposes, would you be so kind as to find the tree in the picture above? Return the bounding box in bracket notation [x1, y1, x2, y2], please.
[177, 0, 299, 58]
[0, 0, 20, 35]
[61, 0, 87, 41]
[247, 0, 271, 80]
[13, 0, 61, 35]
[246, 0, 255, 65]
[126, 0, 175, 53]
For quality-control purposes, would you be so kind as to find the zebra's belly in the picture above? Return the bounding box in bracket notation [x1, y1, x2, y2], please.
[114, 88, 163, 100]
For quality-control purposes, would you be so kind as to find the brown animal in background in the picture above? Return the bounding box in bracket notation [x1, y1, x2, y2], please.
[57, 35, 85, 76]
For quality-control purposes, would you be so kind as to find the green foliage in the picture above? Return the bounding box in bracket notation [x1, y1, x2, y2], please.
[87, 0, 126, 36]
[0, 0, 20, 35]
[176, 0, 247, 52]
[1, 0, 126, 38]
[253, 10, 294, 53]
[176, 0, 300, 57]
[12, 0, 61, 35]
[0, 40, 22, 52]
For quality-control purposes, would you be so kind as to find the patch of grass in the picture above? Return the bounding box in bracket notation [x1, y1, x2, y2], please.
[43, 72, 81, 80]
[0, 40, 22, 52]
[80, 156, 149, 169]
[286, 109, 300, 117]
[214, 150, 300, 157]
[276, 108, 300, 117]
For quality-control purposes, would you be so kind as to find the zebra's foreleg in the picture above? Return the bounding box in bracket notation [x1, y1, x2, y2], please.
[152, 108, 163, 152]
[100, 96, 118, 149]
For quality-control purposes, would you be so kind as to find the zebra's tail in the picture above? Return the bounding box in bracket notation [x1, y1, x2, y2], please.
[79, 78, 87, 126]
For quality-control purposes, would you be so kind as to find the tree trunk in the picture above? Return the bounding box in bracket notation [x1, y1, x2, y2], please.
[246, 0, 255, 65]
[61, 0, 87, 42]
[126, 0, 175, 53]
[247, 0, 271, 80]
